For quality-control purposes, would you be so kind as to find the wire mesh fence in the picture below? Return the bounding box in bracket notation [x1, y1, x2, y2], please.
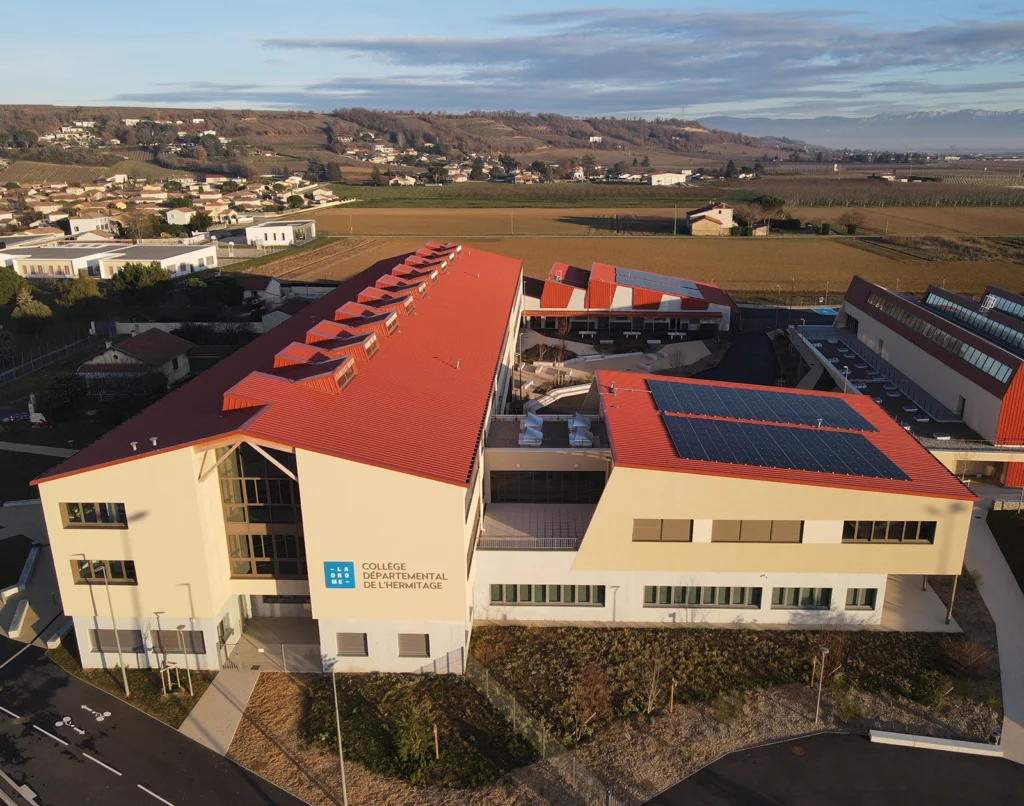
[0, 332, 103, 388]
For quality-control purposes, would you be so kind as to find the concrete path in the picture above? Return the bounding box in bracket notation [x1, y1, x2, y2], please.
[965, 504, 1024, 764]
[178, 669, 260, 755]
[0, 441, 76, 458]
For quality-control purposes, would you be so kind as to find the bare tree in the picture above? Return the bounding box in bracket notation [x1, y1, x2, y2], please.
[556, 319, 572, 364]
[637, 649, 665, 715]
[568, 665, 612, 744]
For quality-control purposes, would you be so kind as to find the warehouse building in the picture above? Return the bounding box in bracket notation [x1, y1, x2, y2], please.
[33, 246, 974, 675]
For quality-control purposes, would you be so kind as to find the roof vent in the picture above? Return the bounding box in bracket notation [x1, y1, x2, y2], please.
[130, 441, 138, 452]
[609, 381, 617, 396]
[150, 436, 158, 447]
[981, 294, 997, 314]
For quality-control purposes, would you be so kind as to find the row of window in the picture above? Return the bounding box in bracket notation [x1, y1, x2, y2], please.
[62, 502, 127, 528]
[644, 586, 876, 610]
[228, 534, 308, 579]
[338, 632, 430, 658]
[72, 559, 137, 585]
[842, 520, 936, 543]
[489, 584, 606, 606]
[925, 292, 1024, 354]
[90, 628, 206, 654]
[865, 291, 1013, 383]
[990, 293, 1024, 322]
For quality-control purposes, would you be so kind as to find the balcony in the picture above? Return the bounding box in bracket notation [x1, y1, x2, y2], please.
[478, 503, 595, 551]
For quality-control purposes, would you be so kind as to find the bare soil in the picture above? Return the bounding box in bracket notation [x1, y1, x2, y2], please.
[793, 206, 1024, 236]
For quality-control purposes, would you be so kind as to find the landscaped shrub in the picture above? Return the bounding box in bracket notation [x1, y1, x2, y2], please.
[471, 626, 962, 743]
[303, 674, 534, 788]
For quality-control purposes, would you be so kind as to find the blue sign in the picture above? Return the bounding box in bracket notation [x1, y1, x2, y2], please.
[324, 561, 356, 589]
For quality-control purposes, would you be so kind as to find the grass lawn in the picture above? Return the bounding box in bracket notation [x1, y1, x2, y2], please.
[0, 450, 61, 502]
[46, 632, 214, 729]
[304, 673, 535, 788]
[986, 510, 1024, 594]
[217, 236, 334, 274]
[0, 534, 35, 588]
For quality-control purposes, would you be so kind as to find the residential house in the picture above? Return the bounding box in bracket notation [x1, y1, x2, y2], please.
[77, 329, 194, 397]
[686, 203, 735, 236]
[245, 220, 317, 246]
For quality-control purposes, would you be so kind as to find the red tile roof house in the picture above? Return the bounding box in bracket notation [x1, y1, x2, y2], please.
[76, 329, 194, 397]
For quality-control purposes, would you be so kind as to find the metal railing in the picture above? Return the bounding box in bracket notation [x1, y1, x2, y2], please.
[796, 325, 961, 422]
[464, 654, 620, 805]
[217, 641, 323, 673]
[415, 646, 466, 675]
[0, 333, 103, 388]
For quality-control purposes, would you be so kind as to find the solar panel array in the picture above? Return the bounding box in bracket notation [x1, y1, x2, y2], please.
[662, 415, 909, 480]
[615, 268, 703, 299]
[648, 380, 876, 432]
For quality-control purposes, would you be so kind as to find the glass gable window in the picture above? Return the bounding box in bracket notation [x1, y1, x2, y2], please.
[217, 444, 301, 526]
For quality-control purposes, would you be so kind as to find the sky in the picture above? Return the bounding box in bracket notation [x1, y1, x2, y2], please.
[4, 0, 1024, 119]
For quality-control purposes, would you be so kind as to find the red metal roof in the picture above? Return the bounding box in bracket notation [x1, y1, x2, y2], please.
[598, 370, 976, 501]
[36, 244, 523, 487]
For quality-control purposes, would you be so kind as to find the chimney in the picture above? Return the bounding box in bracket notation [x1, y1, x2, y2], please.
[130, 441, 138, 452]
[456, 358, 462, 370]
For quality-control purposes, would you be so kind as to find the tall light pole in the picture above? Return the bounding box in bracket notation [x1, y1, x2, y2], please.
[815, 646, 830, 724]
[176, 625, 194, 697]
[331, 669, 350, 806]
[96, 561, 130, 698]
[842, 366, 849, 393]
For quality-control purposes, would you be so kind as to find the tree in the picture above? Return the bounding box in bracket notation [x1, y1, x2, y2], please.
[641, 155, 651, 168]
[753, 161, 764, 175]
[0, 325, 11, 364]
[0, 267, 28, 306]
[580, 153, 596, 178]
[568, 665, 612, 743]
[3, 182, 19, 190]
[40, 372, 86, 422]
[192, 145, 208, 162]
[109, 261, 173, 305]
[55, 276, 101, 308]
[426, 164, 447, 184]
[189, 210, 214, 232]
[11, 288, 52, 332]
[220, 180, 240, 193]
[163, 180, 182, 192]
[724, 159, 737, 178]
[750, 194, 787, 231]
[324, 162, 344, 183]
[286, 195, 305, 209]
[165, 196, 192, 209]
[837, 210, 865, 235]
[370, 166, 384, 186]
[396, 701, 435, 768]
[632, 157, 639, 167]
[469, 157, 485, 181]
[119, 207, 154, 240]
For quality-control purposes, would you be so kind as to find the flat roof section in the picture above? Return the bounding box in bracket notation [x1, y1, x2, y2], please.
[599, 371, 976, 500]
[36, 244, 523, 487]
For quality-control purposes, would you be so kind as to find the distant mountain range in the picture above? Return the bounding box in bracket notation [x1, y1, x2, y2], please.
[699, 110, 1024, 153]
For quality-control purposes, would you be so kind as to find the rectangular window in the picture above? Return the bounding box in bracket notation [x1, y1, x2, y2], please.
[845, 588, 877, 610]
[89, 629, 144, 653]
[398, 633, 430, 658]
[711, 520, 803, 542]
[151, 629, 206, 655]
[72, 559, 137, 585]
[632, 519, 693, 542]
[227, 533, 307, 578]
[841, 520, 936, 543]
[337, 633, 369, 657]
[489, 584, 605, 606]
[771, 587, 832, 609]
[644, 586, 762, 608]
[62, 502, 127, 528]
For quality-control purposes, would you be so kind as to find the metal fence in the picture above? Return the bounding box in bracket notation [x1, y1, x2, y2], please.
[217, 641, 323, 673]
[463, 654, 620, 806]
[0, 333, 103, 388]
[415, 646, 467, 675]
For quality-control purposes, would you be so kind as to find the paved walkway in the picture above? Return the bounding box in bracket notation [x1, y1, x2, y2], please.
[965, 503, 1024, 764]
[0, 441, 76, 458]
[0, 503, 66, 647]
[178, 669, 260, 755]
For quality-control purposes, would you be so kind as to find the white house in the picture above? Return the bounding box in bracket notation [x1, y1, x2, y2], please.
[68, 215, 113, 236]
[244, 220, 316, 246]
[648, 171, 693, 186]
[166, 208, 197, 227]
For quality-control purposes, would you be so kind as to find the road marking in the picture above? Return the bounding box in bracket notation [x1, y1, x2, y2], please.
[137, 784, 176, 805]
[82, 753, 121, 776]
[0, 767, 37, 804]
[30, 725, 67, 746]
[0, 645, 33, 673]
[0, 707, 20, 720]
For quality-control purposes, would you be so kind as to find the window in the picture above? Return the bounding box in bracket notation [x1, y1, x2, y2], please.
[842, 520, 936, 543]
[845, 588, 877, 610]
[398, 633, 430, 658]
[218, 444, 302, 527]
[489, 471, 605, 504]
[489, 584, 606, 607]
[632, 519, 692, 542]
[72, 559, 137, 585]
[771, 588, 832, 609]
[643, 586, 762, 608]
[62, 502, 127, 528]
[711, 520, 803, 543]
[172, 357, 179, 371]
[337, 633, 369, 657]
[151, 629, 206, 655]
[89, 629, 144, 653]
[227, 533, 307, 579]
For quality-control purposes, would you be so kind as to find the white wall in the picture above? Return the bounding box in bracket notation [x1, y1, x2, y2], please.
[317, 618, 466, 673]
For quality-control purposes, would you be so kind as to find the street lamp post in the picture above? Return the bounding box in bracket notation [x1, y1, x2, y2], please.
[842, 365, 849, 393]
[97, 562, 130, 698]
[331, 670, 350, 806]
[176, 625, 194, 697]
[815, 646, 830, 724]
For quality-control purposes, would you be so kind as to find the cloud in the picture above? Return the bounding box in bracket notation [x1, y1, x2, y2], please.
[112, 9, 1024, 116]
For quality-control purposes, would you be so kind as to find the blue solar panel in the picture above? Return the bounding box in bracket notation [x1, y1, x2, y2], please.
[615, 268, 704, 299]
[648, 380, 876, 432]
[661, 415, 908, 480]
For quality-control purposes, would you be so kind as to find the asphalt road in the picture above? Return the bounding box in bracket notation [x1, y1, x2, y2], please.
[0, 637, 306, 806]
[646, 733, 1024, 806]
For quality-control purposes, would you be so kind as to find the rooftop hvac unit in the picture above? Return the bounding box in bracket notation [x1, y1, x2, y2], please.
[520, 412, 544, 431]
[981, 294, 997, 314]
[519, 426, 543, 447]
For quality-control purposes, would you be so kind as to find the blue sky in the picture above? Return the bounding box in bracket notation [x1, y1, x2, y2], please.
[4, 0, 1024, 118]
